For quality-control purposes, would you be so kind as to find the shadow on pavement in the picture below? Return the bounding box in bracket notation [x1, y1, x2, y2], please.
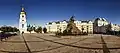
[101, 35, 110, 53]
[8, 52, 28, 53]
[0, 50, 29, 53]
[1, 38, 65, 43]
[2, 41, 45, 43]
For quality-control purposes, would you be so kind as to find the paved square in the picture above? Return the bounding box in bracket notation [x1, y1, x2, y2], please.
[0, 33, 120, 53]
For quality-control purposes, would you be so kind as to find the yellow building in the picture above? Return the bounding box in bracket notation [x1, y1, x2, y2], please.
[46, 20, 93, 33]
[74, 20, 93, 33]
[46, 20, 68, 33]
[109, 23, 120, 31]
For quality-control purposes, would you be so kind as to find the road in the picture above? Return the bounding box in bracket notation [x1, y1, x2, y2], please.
[0, 33, 120, 53]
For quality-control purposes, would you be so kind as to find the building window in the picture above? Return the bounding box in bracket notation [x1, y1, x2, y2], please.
[63, 27, 66, 29]
[57, 25, 60, 30]
[22, 20, 24, 21]
[22, 24, 24, 28]
[86, 26, 88, 27]
[22, 15, 24, 17]
[57, 25, 60, 28]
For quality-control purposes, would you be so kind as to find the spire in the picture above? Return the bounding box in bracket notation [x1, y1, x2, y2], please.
[22, 7, 24, 11]
[21, 4, 25, 12]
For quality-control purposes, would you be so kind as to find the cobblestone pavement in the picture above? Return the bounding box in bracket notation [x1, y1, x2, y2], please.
[0, 33, 120, 53]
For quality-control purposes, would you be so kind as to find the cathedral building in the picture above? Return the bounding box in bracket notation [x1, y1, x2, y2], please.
[93, 18, 109, 33]
[93, 18, 120, 34]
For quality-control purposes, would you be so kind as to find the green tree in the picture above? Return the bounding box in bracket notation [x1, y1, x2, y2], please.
[7, 27, 12, 32]
[43, 27, 47, 33]
[27, 27, 33, 33]
[12, 27, 19, 32]
[27, 24, 33, 33]
[0, 26, 19, 32]
[0, 26, 8, 32]
[36, 26, 42, 33]
[34, 28, 39, 33]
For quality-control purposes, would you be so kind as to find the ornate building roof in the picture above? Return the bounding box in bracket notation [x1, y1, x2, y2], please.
[94, 18, 107, 22]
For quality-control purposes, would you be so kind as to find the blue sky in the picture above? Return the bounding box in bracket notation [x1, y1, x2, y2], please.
[0, 0, 120, 27]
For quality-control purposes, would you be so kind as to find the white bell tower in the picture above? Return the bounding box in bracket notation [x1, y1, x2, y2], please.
[19, 7, 27, 33]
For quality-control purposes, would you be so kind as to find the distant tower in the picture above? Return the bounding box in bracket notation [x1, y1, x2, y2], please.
[19, 6, 27, 33]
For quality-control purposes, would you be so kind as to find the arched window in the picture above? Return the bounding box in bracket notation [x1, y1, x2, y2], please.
[22, 24, 24, 28]
[22, 20, 24, 21]
[22, 15, 24, 17]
